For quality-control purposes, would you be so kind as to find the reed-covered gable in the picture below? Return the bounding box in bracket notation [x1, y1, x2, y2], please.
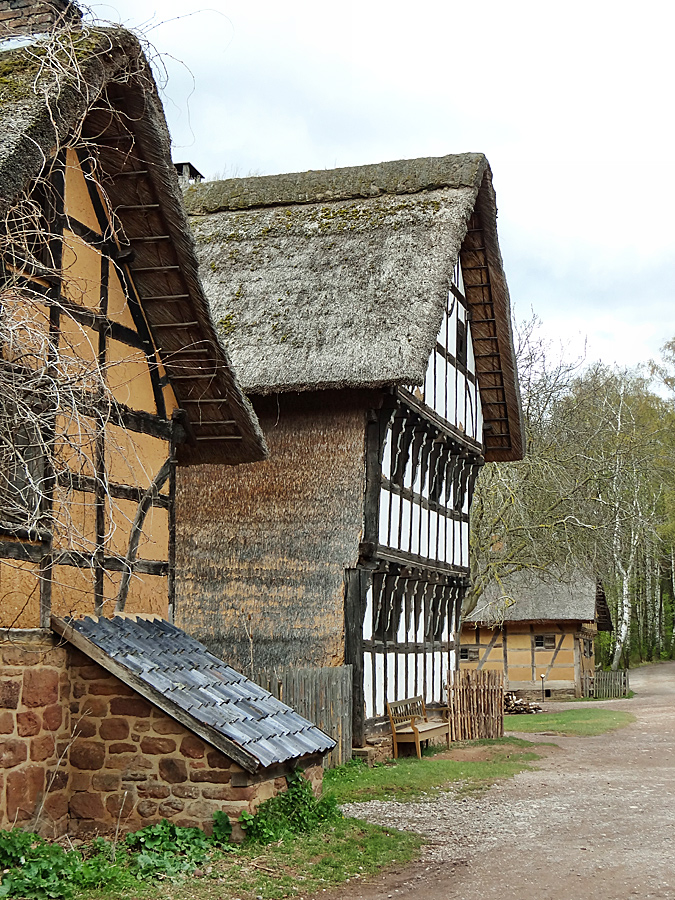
[178, 153, 524, 740]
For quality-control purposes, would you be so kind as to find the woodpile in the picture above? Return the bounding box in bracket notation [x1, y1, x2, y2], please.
[504, 691, 542, 714]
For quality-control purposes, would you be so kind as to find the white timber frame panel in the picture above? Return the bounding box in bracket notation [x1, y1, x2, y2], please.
[358, 259, 486, 722]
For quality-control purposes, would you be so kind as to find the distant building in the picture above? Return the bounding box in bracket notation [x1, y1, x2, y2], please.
[176, 153, 524, 741]
[460, 572, 613, 698]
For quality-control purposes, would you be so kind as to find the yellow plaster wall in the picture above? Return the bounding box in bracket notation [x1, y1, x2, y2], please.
[106, 339, 157, 414]
[61, 231, 102, 310]
[105, 425, 169, 489]
[107, 267, 136, 329]
[64, 148, 104, 233]
[0, 560, 41, 628]
[107, 498, 169, 562]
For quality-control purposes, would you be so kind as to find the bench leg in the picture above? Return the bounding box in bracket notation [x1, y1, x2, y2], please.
[392, 735, 398, 759]
[414, 734, 421, 759]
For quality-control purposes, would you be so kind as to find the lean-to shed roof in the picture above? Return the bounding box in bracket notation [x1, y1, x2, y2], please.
[185, 154, 523, 461]
[467, 571, 613, 630]
[0, 26, 266, 466]
[52, 614, 334, 773]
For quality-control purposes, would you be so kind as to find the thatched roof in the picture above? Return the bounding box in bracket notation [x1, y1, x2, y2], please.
[0, 26, 266, 466]
[184, 154, 523, 461]
[467, 571, 613, 630]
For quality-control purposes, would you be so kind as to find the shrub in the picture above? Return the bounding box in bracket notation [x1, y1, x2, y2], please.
[239, 769, 341, 843]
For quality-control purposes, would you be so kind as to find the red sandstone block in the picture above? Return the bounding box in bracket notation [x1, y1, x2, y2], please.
[140, 737, 176, 755]
[0, 740, 27, 768]
[98, 718, 129, 741]
[137, 781, 170, 799]
[7, 766, 44, 821]
[44, 791, 68, 821]
[30, 733, 55, 762]
[70, 741, 105, 770]
[0, 681, 20, 710]
[76, 665, 104, 681]
[81, 697, 108, 717]
[136, 799, 157, 819]
[151, 712, 184, 735]
[88, 681, 134, 697]
[72, 683, 86, 699]
[158, 797, 184, 817]
[22, 669, 59, 708]
[92, 772, 120, 792]
[109, 742, 137, 754]
[158, 758, 187, 783]
[201, 785, 232, 801]
[171, 784, 200, 799]
[0, 712, 14, 735]
[70, 772, 92, 791]
[179, 735, 204, 759]
[1, 648, 46, 667]
[206, 750, 231, 769]
[173, 817, 201, 830]
[72, 718, 96, 739]
[42, 705, 62, 732]
[133, 720, 150, 733]
[110, 698, 151, 717]
[70, 791, 105, 819]
[105, 792, 134, 818]
[47, 770, 68, 792]
[189, 769, 231, 784]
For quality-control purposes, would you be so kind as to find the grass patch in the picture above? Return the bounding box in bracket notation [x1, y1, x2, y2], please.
[324, 737, 543, 803]
[70, 820, 420, 900]
[505, 708, 636, 736]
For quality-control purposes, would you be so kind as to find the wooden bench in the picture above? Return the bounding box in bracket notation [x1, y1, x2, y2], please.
[387, 696, 451, 759]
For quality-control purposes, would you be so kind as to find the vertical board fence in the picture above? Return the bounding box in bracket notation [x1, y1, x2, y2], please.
[446, 669, 504, 741]
[252, 666, 352, 768]
[582, 669, 630, 699]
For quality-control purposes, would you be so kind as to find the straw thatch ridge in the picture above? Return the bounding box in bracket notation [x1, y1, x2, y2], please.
[467, 570, 600, 625]
[185, 154, 523, 461]
[0, 27, 266, 466]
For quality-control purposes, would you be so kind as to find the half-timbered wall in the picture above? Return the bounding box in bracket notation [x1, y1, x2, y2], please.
[459, 621, 590, 698]
[355, 258, 485, 726]
[0, 143, 177, 628]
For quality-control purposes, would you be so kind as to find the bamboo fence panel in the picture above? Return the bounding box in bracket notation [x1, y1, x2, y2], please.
[446, 669, 504, 741]
[581, 669, 630, 699]
[252, 665, 353, 768]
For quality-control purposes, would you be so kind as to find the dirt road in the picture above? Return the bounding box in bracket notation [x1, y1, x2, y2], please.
[328, 662, 675, 900]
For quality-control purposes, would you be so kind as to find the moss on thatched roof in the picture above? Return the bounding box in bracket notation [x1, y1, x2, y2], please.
[467, 571, 600, 625]
[184, 154, 524, 461]
[0, 27, 266, 466]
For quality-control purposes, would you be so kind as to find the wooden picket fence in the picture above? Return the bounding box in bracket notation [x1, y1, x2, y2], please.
[252, 666, 353, 768]
[446, 669, 504, 741]
[581, 668, 630, 699]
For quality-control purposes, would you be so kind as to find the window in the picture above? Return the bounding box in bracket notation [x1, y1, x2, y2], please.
[534, 634, 556, 650]
[0, 423, 44, 528]
[460, 646, 479, 661]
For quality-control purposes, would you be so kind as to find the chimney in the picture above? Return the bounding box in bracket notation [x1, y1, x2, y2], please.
[0, 1, 82, 38]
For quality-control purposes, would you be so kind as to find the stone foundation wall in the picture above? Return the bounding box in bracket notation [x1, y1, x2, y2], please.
[68, 649, 290, 838]
[0, 636, 71, 837]
[0, 634, 320, 839]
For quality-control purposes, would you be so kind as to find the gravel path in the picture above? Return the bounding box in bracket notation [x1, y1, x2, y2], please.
[322, 662, 675, 900]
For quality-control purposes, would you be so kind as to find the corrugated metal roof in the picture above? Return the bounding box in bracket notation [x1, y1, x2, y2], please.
[54, 615, 335, 771]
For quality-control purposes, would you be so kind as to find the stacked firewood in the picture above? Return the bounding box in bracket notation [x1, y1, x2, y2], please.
[504, 691, 542, 714]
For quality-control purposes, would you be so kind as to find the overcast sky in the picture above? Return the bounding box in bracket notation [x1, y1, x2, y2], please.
[90, 0, 675, 372]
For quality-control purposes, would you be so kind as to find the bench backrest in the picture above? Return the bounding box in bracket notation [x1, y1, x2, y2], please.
[387, 696, 427, 730]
